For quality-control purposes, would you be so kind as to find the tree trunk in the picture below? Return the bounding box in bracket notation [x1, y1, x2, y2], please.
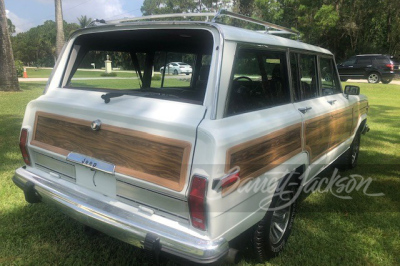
[55, 0, 64, 57]
[0, 0, 19, 91]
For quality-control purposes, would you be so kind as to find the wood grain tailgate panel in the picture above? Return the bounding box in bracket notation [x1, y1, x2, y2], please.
[31, 112, 191, 191]
[226, 123, 302, 181]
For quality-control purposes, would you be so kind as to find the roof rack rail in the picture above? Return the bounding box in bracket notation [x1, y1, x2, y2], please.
[213, 9, 299, 36]
[106, 12, 216, 25]
[94, 9, 299, 38]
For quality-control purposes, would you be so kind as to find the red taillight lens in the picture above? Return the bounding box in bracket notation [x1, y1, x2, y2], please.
[19, 128, 31, 166]
[386, 64, 394, 71]
[188, 175, 207, 230]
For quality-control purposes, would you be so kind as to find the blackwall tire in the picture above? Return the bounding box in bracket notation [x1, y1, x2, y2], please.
[253, 186, 297, 261]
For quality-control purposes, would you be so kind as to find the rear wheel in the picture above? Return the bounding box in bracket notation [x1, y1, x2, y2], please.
[367, 72, 380, 83]
[253, 183, 297, 261]
[173, 69, 178, 75]
[340, 77, 348, 82]
[381, 78, 393, 84]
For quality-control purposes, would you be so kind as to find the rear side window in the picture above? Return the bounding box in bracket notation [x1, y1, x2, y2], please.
[356, 57, 372, 65]
[225, 49, 290, 116]
[319, 57, 342, 95]
[291, 53, 319, 101]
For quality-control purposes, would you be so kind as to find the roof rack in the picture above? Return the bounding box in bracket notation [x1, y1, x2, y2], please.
[93, 9, 299, 38]
[212, 10, 299, 36]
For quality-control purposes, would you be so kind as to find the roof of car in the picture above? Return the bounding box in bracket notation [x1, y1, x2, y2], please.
[215, 23, 332, 55]
[357, 54, 386, 57]
[76, 21, 333, 56]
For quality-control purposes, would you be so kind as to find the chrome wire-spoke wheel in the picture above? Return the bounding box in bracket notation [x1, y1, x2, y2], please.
[269, 198, 292, 244]
[368, 73, 379, 83]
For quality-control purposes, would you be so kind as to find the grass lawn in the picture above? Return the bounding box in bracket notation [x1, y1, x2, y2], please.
[0, 81, 399, 265]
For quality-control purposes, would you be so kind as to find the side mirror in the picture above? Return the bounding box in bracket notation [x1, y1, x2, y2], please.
[344, 85, 360, 96]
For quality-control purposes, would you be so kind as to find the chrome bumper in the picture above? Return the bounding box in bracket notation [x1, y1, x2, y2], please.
[13, 167, 229, 264]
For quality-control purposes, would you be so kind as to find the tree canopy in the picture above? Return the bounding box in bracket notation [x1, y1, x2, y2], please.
[11, 20, 79, 67]
[7, 18, 15, 35]
[77, 15, 92, 28]
[140, 0, 400, 60]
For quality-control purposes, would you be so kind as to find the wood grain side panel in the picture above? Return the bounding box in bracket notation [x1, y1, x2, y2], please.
[304, 114, 331, 163]
[329, 106, 354, 149]
[352, 100, 369, 134]
[32, 112, 191, 191]
[226, 123, 302, 181]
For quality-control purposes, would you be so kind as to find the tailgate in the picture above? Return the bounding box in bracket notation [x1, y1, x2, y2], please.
[24, 88, 206, 219]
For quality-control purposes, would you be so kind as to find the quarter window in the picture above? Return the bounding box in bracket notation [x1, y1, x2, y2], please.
[225, 49, 290, 116]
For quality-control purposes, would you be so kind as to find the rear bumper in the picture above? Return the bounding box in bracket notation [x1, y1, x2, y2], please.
[380, 72, 396, 79]
[12, 167, 229, 264]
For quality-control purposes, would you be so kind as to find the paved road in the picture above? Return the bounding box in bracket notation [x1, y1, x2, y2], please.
[346, 79, 400, 85]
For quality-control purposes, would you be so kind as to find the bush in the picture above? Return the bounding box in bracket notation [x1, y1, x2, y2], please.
[152, 75, 161, 81]
[100, 72, 117, 77]
[15, 60, 24, 77]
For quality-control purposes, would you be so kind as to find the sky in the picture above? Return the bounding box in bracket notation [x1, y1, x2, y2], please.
[4, 0, 145, 34]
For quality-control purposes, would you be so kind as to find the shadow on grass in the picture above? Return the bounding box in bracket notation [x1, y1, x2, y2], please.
[1, 202, 176, 265]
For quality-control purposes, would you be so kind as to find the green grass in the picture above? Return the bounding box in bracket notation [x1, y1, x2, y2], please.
[0, 81, 399, 265]
[26, 68, 138, 79]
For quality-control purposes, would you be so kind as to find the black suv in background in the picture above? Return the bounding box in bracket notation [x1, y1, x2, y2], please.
[337, 54, 399, 84]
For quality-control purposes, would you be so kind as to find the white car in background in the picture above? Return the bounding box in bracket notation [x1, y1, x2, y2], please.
[160, 62, 192, 75]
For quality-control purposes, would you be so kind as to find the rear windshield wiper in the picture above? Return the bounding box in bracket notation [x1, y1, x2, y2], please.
[101, 91, 144, 103]
[101, 90, 180, 103]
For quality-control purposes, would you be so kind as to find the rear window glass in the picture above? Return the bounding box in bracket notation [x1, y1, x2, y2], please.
[62, 29, 214, 104]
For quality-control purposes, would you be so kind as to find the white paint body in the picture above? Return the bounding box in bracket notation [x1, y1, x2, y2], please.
[19, 21, 368, 256]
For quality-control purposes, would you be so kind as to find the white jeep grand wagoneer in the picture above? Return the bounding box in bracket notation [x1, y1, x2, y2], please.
[14, 10, 369, 264]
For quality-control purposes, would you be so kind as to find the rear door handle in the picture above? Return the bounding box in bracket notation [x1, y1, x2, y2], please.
[327, 100, 337, 105]
[298, 107, 312, 114]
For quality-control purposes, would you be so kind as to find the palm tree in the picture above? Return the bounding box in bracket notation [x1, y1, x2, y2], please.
[0, 0, 19, 91]
[55, 0, 64, 57]
[77, 15, 92, 28]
